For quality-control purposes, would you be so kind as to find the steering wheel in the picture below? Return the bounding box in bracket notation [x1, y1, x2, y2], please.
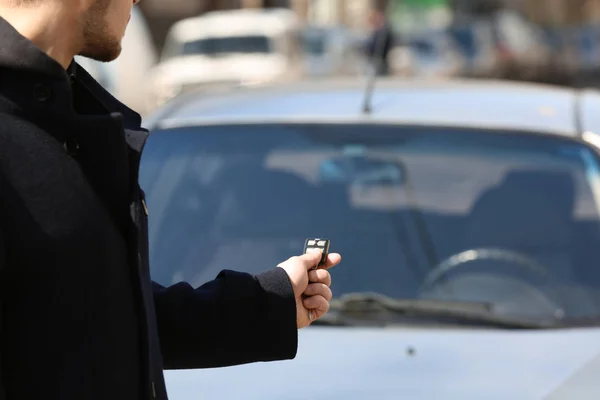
[422, 248, 549, 289]
[419, 248, 566, 315]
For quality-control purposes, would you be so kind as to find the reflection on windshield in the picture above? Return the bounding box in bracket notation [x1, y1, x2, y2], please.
[139, 124, 600, 325]
[182, 36, 272, 56]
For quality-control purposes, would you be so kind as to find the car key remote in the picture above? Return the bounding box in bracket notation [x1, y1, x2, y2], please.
[304, 238, 330, 269]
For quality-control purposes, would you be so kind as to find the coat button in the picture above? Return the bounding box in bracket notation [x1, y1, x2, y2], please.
[63, 137, 79, 155]
[33, 84, 52, 102]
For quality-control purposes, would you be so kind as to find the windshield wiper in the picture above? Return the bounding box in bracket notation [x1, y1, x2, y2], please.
[314, 292, 563, 329]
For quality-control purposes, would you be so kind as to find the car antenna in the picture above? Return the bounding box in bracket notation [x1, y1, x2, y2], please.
[361, 0, 393, 115]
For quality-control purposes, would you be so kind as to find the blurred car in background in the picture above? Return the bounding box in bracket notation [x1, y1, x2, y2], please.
[572, 24, 600, 82]
[391, 29, 465, 78]
[447, 10, 552, 82]
[146, 8, 302, 110]
[541, 24, 600, 87]
[299, 25, 365, 77]
[447, 17, 501, 78]
[491, 9, 553, 81]
[142, 78, 600, 399]
[75, 6, 158, 115]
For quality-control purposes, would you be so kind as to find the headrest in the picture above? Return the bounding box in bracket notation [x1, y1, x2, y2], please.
[465, 169, 576, 249]
[501, 169, 576, 214]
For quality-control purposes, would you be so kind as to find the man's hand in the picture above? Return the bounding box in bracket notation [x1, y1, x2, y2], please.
[277, 250, 342, 329]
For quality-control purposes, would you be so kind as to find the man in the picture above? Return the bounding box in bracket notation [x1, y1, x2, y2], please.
[365, 7, 394, 76]
[0, 0, 342, 399]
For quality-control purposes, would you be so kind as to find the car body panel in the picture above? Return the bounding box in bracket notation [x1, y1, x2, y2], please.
[578, 89, 600, 135]
[145, 79, 581, 137]
[162, 326, 600, 400]
[546, 350, 600, 400]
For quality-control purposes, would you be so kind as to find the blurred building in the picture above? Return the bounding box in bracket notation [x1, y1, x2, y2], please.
[298, 0, 372, 29]
[138, 0, 600, 75]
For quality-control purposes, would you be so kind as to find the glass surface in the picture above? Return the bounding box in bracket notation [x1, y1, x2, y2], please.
[140, 123, 600, 324]
[181, 36, 272, 56]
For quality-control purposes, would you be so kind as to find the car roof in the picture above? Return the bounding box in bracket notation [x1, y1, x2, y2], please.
[167, 8, 298, 42]
[147, 78, 594, 137]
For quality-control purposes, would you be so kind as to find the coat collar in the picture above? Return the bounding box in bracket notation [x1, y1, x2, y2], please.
[0, 15, 149, 238]
[0, 16, 67, 81]
[68, 59, 145, 132]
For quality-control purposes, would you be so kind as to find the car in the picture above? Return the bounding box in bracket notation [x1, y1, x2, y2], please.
[446, 10, 553, 82]
[447, 17, 501, 78]
[146, 8, 302, 110]
[540, 24, 600, 87]
[398, 29, 466, 78]
[140, 78, 600, 399]
[299, 25, 365, 77]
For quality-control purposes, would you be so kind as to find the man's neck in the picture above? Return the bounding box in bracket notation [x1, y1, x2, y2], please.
[0, 4, 80, 69]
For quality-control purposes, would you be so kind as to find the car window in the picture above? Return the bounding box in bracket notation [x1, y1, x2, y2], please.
[181, 35, 272, 56]
[302, 32, 327, 55]
[140, 123, 600, 323]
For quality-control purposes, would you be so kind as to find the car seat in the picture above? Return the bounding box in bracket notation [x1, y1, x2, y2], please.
[460, 169, 598, 316]
[464, 169, 575, 275]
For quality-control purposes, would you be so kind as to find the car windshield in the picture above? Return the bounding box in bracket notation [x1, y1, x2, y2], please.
[181, 35, 272, 56]
[140, 123, 600, 325]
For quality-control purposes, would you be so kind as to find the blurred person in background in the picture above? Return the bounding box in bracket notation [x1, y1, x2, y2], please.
[365, 5, 395, 76]
[0, 0, 341, 400]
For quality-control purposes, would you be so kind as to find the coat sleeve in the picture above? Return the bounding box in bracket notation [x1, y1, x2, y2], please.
[151, 266, 298, 370]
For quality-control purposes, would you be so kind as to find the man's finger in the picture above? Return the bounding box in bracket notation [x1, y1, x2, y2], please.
[312, 253, 342, 270]
[308, 269, 332, 286]
[298, 251, 341, 271]
[303, 295, 330, 318]
[298, 249, 325, 270]
[303, 283, 333, 302]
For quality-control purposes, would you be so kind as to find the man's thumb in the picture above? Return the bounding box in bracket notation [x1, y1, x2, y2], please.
[301, 249, 323, 270]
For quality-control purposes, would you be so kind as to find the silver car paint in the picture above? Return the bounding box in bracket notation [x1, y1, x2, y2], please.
[162, 326, 600, 400]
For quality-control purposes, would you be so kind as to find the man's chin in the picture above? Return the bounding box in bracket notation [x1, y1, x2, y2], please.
[79, 46, 122, 63]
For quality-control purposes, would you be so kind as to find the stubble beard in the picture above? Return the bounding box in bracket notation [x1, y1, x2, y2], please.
[79, 0, 122, 62]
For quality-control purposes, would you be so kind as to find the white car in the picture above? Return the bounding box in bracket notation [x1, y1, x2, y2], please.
[147, 8, 302, 109]
[142, 79, 600, 399]
[396, 30, 466, 78]
[300, 26, 365, 77]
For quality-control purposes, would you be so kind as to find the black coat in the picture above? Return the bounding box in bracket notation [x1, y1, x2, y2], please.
[0, 17, 298, 400]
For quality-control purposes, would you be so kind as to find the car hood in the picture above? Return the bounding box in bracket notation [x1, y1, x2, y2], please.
[163, 326, 600, 400]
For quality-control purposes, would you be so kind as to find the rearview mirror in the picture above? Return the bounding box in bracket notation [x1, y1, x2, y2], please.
[318, 153, 406, 187]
